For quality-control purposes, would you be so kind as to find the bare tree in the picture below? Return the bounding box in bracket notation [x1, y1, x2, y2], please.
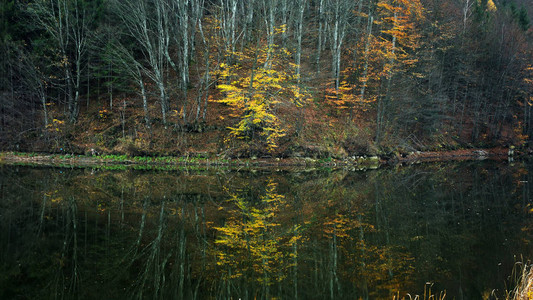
[316, 0, 326, 73]
[295, 0, 307, 83]
[217, 0, 238, 64]
[328, 0, 354, 91]
[113, 0, 170, 126]
[110, 44, 152, 131]
[29, 0, 93, 123]
[359, 13, 374, 109]
[262, 0, 278, 68]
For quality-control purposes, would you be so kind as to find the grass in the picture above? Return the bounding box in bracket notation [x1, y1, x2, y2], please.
[506, 261, 533, 300]
[393, 283, 446, 300]
[393, 261, 533, 300]
[99, 154, 128, 161]
[2, 150, 376, 169]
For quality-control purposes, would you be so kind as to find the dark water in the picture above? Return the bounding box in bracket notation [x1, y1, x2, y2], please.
[1, 161, 532, 299]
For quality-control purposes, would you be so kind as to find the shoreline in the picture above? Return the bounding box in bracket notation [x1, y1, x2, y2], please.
[392, 147, 511, 163]
[0, 148, 513, 170]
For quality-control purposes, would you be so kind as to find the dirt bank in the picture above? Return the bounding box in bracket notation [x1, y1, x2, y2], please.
[0, 148, 514, 170]
[392, 147, 510, 163]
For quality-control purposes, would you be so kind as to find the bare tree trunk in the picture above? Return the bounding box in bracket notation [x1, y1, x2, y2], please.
[294, 0, 307, 135]
[40, 84, 48, 129]
[197, 17, 212, 123]
[219, 0, 238, 65]
[108, 61, 113, 109]
[244, 0, 255, 43]
[177, 0, 190, 126]
[115, 0, 169, 126]
[359, 14, 373, 108]
[280, 0, 288, 46]
[138, 74, 151, 130]
[463, 0, 473, 34]
[329, 0, 350, 91]
[263, 0, 277, 69]
[316, 0, 325, 73]
[70, 1, 88, 123]
[295, 0, 306, 83]
[376, 12, 397, 145]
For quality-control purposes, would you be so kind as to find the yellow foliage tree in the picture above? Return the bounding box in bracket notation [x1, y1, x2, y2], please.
[215, 30, 304, 152]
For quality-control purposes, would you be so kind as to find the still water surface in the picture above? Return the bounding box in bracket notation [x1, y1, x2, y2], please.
[1, 161, 532, 299]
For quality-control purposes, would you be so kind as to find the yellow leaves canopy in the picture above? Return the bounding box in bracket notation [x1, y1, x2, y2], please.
[214, 31, 306, 151]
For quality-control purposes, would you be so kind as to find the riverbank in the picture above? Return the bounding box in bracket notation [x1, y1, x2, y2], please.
[0, 148, 513, 170]
[392, 147, 511, 163]
[0, 151, 380, 170]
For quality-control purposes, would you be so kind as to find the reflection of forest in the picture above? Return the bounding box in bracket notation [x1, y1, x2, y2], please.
[0, 162, 532, 299]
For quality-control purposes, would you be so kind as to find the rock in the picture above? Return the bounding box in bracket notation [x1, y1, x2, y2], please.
[473, 150, 488, 157]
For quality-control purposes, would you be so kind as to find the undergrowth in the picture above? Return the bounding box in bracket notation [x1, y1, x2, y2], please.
[505, 261, 533, 300]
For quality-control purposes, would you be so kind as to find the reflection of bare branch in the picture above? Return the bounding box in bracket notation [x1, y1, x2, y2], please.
[38, 194, 47, 237]
[170, 208, 187, 300]
[131, 200, 167, 299]
[53, 196, 79, 298]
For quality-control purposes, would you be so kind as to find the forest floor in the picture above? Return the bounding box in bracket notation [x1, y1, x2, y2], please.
[0, 147, 513, 170]
[2, 96, 522, 164]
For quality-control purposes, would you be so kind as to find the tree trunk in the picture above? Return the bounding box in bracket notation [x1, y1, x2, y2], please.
[316, 0, 325, 73]
[359, 14, 373, 111]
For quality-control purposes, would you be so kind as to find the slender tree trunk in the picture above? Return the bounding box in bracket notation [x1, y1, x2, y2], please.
[330, 0, 348, 91]
[108, 61, 113, 109]
[138, 75, 151, 130]
[39, 84, 48, 128]
[198, 18, 211, 122]
[294, 0, 306, 135]
[316, 0, 325, 73]
[359, 14, 373, 108]
[463, 0, 473, 34]
[157, 82, 168, 125]
[86, 56, 90, 108]
[179, 0, 190, 126]
[280, 0, 288, 46]
[245, 0, 255, 43]
[295, 0, 305, 83]
[376, 12, 397, 145]
[263, 0, 276, 69]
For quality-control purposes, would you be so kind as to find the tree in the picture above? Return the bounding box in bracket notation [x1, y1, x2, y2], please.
[215, 31, 303, 152]
[108, 43, 152, 131]
[29, 0, 99, 123]
[112, 0, 170, 126]
[328, 0, 356, 91]
[374, 0, 424, 144]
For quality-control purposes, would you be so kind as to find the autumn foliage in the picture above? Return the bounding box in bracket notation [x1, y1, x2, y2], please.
[2, 0, 533, 156]
[215, 31, 304, 151]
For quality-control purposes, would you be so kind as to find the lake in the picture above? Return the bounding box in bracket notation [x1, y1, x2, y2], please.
[1, 161, 532, 299]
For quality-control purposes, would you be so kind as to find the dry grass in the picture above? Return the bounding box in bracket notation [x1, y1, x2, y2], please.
[393, 260, 533, 300]
[394, 262, 533, 300]
[506, 262, 533, 300]
[393, 283, 446, 300]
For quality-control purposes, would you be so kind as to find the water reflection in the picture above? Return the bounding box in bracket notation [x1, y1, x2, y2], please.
[0, 162, 532, 299]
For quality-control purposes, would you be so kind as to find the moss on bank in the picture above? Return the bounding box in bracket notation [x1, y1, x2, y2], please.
[0, 147, 513, 171]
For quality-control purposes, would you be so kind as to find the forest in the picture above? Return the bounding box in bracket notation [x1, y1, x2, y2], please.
[1, 0, 532, 158]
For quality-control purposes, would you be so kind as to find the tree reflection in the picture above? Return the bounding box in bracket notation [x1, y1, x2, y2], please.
[213, 179, 300, 299]
[0, 163, 531, 299]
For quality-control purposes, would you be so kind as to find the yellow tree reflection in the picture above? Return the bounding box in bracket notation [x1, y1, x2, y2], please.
[214, 180, 299, 297]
